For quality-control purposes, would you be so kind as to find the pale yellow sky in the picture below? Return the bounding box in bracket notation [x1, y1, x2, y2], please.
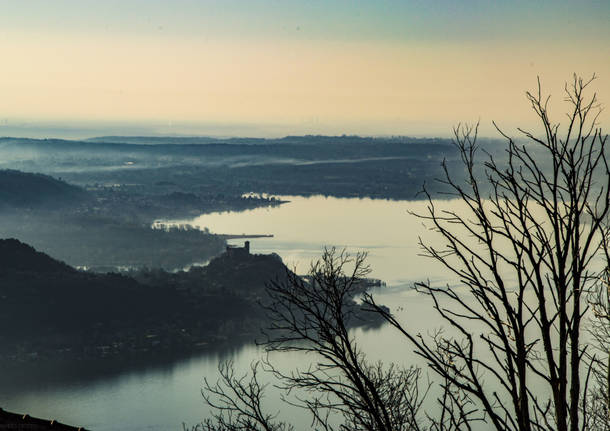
[1, 1, 609, 137]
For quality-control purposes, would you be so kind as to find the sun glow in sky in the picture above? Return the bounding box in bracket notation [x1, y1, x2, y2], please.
[1, 0, 609, 137]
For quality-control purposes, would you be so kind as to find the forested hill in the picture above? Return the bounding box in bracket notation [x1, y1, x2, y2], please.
[0, 238, 74, 274]
[0, 169, 89, 209]
[0, 239, 381, 363]
[0, 239, 176, 341]
[0, 239, 289, 360]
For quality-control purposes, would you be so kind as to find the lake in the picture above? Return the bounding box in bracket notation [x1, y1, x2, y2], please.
[183, 195, 458, 285]
[0, 196, 472, 430]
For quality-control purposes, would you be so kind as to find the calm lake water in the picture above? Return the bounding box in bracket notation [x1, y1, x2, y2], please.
[1, 196, 467, 430]
[185, 195, 457, 285]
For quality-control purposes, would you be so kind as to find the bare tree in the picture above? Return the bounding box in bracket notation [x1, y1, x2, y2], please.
[202, 248, 429, 431]
[201, 75, 609, 431]
[262, 247, 427, 431]
[366, 75, 610, 431]
[200, 360, 294, 431]
[586, 250, 610, 431]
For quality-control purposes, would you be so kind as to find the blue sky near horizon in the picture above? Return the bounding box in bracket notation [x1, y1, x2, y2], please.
[1, 0, 609, 137]
[3, 1, 609, 42]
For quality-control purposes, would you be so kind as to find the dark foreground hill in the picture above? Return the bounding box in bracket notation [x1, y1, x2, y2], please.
[0, 240, 290, 361]
[0, 239, 180, 344]
[0, 169, 89, 209]
[0, 239, 382, 362]
[0, 239, 73, 273]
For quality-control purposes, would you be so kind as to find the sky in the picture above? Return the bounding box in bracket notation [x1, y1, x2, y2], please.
[1, 0, 609, 138]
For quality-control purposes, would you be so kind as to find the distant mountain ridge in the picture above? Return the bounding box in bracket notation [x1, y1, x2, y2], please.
[0, 134, 456, 155]
[0, 133, 503, 200]
[85, 134, 452, 146]
[0, 169, 89, 209]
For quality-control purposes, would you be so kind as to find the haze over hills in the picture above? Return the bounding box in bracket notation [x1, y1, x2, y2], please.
[0, 134, 530, 273]
[0, 169, 270, 271]
[85, 134, 452, 146]
[0, 169, 89, 209]
[0, 134, 475, 200]
[0, 134, 460, 165]
[0, 133, 559, 274]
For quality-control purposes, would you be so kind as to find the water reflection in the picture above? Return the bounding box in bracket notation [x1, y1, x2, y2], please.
[0, 336, 254, 395]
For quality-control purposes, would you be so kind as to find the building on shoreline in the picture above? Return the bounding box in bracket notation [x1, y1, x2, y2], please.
[225, 240, 250, 257]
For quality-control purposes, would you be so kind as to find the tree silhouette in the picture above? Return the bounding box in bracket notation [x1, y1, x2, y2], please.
[202, 248, 427, 431]
[367, 74, 610, 431]
[202, 75, 610, 431]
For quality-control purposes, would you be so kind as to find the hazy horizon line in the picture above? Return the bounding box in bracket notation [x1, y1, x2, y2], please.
[0, 119, 540, 142]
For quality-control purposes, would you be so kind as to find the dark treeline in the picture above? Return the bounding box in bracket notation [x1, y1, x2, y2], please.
[0, 239, 380, 364]
[0, 239, 278, 361]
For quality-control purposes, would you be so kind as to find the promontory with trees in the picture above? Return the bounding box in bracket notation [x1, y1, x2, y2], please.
[0, 238, 382, 363]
